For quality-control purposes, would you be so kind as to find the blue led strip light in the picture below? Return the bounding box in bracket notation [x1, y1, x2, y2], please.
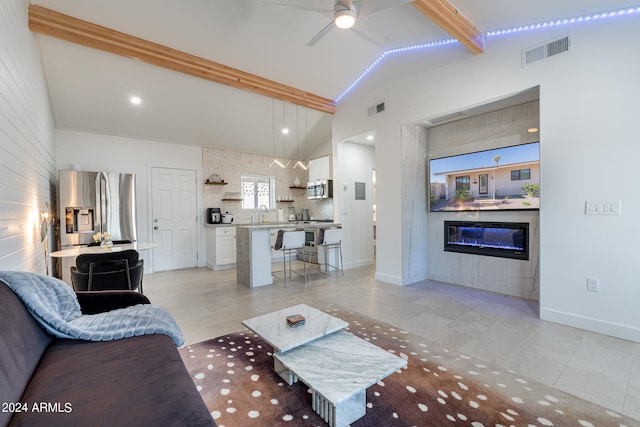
[335, 5, 640, 103]
[335, 38, 457, 102]
[485, 6, 640, 37]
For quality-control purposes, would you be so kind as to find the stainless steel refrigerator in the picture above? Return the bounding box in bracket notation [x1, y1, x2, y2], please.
[58, 170, 137, 247]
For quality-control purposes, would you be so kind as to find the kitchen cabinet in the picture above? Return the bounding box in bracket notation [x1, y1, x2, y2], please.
[216, 227, 237, 265]
[308, 156, 331, 182]
[206, 226, 237, 270]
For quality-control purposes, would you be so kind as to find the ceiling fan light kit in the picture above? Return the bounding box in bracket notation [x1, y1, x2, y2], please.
[334, 8, 356, 29]
[266, 0, 401, 47]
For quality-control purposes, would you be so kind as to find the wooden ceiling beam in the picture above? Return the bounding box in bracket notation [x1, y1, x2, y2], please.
[411, 0, 484, 54]
[28, 5, 336, 114]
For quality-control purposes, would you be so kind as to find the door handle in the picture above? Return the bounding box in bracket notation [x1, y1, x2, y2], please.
[154, 226, 159, 230]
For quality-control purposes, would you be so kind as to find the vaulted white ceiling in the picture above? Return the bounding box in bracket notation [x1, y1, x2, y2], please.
[32, 0, 640, 157]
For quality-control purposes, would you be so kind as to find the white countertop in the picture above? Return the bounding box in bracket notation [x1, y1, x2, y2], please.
[205, 221, 338, 228]
[236, 222, 340, 230]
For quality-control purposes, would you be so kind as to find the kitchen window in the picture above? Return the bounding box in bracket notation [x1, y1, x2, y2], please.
[241, 174, 275, 210]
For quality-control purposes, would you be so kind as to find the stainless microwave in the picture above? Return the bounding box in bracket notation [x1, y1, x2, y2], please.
[307, 180, 333, 199]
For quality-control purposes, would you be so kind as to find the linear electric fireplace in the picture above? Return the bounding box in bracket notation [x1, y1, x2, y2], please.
[444, 221, 529, 260]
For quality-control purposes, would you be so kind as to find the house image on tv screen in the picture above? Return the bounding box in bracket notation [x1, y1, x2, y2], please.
[429, 142, 540, 212]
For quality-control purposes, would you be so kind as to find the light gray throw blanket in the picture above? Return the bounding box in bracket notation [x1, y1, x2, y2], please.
[0, 271, 184, 346]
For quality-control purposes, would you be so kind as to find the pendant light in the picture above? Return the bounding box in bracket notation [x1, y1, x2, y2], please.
[294, 106, 308, 170]
[269, 99, 288, 168]
[281, 101, 291, 168]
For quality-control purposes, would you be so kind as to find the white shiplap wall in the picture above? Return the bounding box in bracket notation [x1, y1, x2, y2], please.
[0, 0, 56, 272]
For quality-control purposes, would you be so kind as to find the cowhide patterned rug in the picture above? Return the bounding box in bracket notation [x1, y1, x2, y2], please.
[179, 304, 638, 427]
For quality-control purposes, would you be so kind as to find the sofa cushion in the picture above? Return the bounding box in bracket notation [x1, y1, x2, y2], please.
[0, 282, 52, 427]
[10, 334, 215, 426]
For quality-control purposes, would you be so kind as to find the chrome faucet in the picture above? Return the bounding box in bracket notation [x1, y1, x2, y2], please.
[259, 204, 268, 222]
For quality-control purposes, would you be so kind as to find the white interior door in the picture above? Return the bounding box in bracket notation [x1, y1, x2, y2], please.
[151, 167, 198, 271]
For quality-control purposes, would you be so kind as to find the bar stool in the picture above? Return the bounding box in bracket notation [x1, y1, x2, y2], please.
[272, 229, 307, 285]
[317, 227, 343, 276]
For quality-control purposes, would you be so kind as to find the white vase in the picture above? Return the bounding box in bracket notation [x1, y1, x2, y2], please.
[293, 177, 301, 186]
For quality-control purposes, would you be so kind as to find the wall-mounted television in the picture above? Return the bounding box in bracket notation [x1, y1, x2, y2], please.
[429, 142, 539, 212]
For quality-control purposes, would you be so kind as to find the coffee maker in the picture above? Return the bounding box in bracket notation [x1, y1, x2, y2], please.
[206, 208, 221, 224]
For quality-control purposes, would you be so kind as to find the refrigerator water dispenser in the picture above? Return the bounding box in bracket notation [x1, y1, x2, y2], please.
[65, 207, 95, 234]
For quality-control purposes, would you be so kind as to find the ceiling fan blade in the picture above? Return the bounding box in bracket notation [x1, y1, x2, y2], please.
[306, 20, 336, 47]
[353, 0, 413, 16]
[262, 1, 333, 14]
[351, 15, 390, 47]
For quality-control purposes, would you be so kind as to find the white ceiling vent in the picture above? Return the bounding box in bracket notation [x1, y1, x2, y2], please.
[367, 101, 386, 117]
[523, 35, 571, 66]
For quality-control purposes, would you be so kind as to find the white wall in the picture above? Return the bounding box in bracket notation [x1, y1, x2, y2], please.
[335, 141, 375, 269]
[55, 129, 204, 272]
[333, 17, 640, 341]
[0, 0, 56, 273]
[307, 138, 333, 160]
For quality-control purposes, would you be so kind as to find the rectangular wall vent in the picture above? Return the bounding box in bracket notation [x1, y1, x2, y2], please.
[523, 35, 571, 66]
[367, 101, 386, 117]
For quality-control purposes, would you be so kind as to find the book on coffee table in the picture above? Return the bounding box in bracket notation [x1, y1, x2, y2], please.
[286, 314, 305, 327]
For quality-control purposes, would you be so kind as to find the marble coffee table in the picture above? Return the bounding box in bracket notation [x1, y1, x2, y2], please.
[274, 329, 407, 427]
[242, 304, 407, 427]
[242, 304, 348, 384]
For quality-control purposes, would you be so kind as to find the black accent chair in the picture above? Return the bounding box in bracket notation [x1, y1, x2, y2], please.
[70, 249, 144, 293]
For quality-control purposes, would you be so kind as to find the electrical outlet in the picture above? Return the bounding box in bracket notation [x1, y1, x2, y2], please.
[586, 278, 599, 292]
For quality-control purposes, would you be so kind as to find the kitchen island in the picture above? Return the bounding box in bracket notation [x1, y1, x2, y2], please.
[236, 222, 340, 288]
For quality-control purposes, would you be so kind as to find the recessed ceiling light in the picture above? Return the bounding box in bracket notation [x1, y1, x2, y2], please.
[527, 127, 539, 133]
[130, 96, 142, 105]
[366, 135, 374, 141]
[282, 128, 289, 135]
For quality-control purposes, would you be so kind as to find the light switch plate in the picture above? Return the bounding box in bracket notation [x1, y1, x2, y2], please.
[585, 200, 621, 215]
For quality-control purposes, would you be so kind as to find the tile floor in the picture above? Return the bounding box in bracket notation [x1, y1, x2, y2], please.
[144, 264, 640, 421]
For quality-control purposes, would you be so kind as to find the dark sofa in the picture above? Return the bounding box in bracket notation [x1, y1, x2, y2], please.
[0, 281, 215, 427]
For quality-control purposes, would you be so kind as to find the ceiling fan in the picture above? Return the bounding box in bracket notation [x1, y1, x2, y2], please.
[263, 0, 411, 47]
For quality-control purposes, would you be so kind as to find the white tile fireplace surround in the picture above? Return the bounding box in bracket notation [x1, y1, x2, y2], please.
[420, 100, 540, 300]
[428, 212, 539, 300]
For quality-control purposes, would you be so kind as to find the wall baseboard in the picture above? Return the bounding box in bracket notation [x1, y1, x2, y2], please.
[540, 308, 640, 343]
[374, 272, 403, 286]
[345, 259, 374, 270]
